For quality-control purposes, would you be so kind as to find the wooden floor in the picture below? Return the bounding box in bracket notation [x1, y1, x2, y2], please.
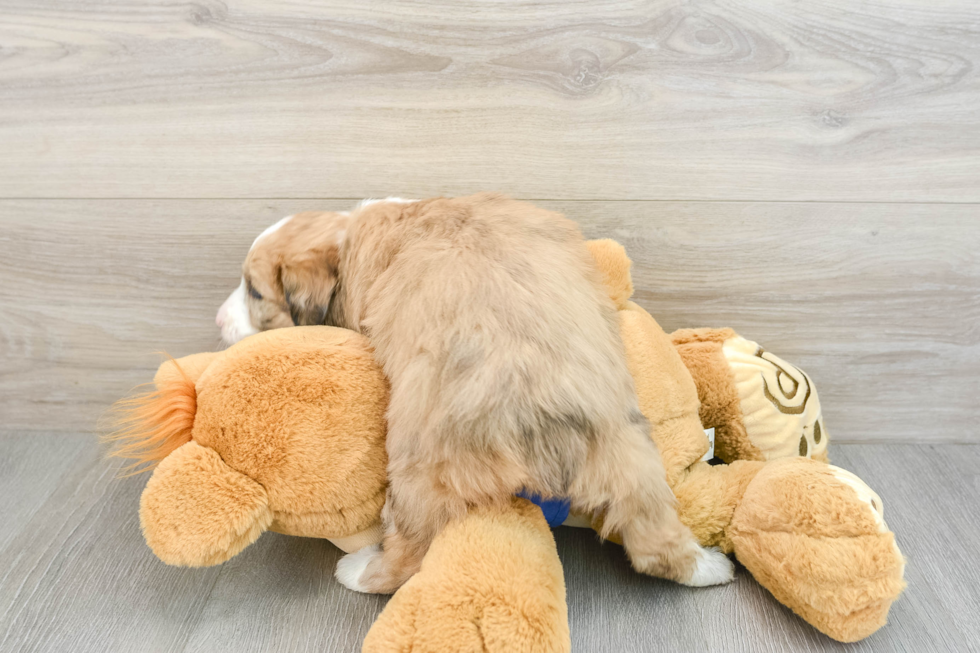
[1, 435, 978, 652]
[2, 0, 979, 651]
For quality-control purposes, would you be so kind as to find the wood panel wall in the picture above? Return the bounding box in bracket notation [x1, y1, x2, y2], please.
[1, 0, 977, 441]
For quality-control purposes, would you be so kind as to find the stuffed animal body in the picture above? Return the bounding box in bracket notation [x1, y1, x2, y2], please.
[107, 240, 905, 648]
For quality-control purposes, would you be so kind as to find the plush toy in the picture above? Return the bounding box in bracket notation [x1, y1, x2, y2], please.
[107, 240, 905, 649]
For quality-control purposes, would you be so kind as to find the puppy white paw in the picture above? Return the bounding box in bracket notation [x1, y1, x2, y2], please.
[335, 544, 381, 593]
[682, 545, 735, 587]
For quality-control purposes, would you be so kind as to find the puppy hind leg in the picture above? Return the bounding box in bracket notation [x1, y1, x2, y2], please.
[335, 467, 463, 595]
[568, 419, 734, 587]
[334, 529, 420, 595]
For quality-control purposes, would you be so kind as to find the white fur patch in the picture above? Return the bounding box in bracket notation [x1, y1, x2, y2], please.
[217, 278, 259, 345]
[250, 214, 293, 251]
[683, 544, 735, 587]
[335, 544, 381, 593]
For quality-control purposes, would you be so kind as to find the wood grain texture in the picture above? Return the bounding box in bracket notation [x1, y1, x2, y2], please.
[0, 199, 350, 434]
[1, 0, 978, 200]
[0, 434, 90, 553]
[2, 199, 976, 442]
[0, 434, 224, 653]
[2, 434, 978, 652]
[559, 200, 980, 444]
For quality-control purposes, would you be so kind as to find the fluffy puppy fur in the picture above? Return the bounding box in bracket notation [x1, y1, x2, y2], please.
[218, 193, 734, 593]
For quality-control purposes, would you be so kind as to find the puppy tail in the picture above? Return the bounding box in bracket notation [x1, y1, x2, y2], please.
[101, 355, 197, 476]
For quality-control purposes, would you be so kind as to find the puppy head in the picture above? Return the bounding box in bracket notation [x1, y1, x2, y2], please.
[217, 211, 349, 345]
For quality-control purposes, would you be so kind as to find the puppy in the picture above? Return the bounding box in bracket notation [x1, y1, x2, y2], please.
[217, 194, 734, 593]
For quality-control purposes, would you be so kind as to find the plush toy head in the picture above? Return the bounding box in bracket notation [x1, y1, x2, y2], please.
[672, 328, 829, 463]
[108, 327, 390, 565]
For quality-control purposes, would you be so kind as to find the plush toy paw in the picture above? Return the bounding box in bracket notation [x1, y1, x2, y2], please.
[139, 441, 273, 567]
[362, 499, 570, 653]
[335, 544, 382, 593]
[729, 457, 905, 642]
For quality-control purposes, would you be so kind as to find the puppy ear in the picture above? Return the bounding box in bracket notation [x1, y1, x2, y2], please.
[279, 249, 339, 326]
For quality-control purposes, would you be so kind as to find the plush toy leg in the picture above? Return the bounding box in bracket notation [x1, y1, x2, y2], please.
[729, 458, 905, 642]
[140, 441, 273, 566]
[671, 459, 764, 553]
[362, 498, 570, 653]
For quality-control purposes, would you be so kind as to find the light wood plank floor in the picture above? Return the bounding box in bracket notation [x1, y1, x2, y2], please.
[2, 0, 978, 651]
[1, 435, 978, 652]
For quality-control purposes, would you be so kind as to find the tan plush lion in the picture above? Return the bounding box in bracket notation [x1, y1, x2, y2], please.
[106, 240, 904, 650]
